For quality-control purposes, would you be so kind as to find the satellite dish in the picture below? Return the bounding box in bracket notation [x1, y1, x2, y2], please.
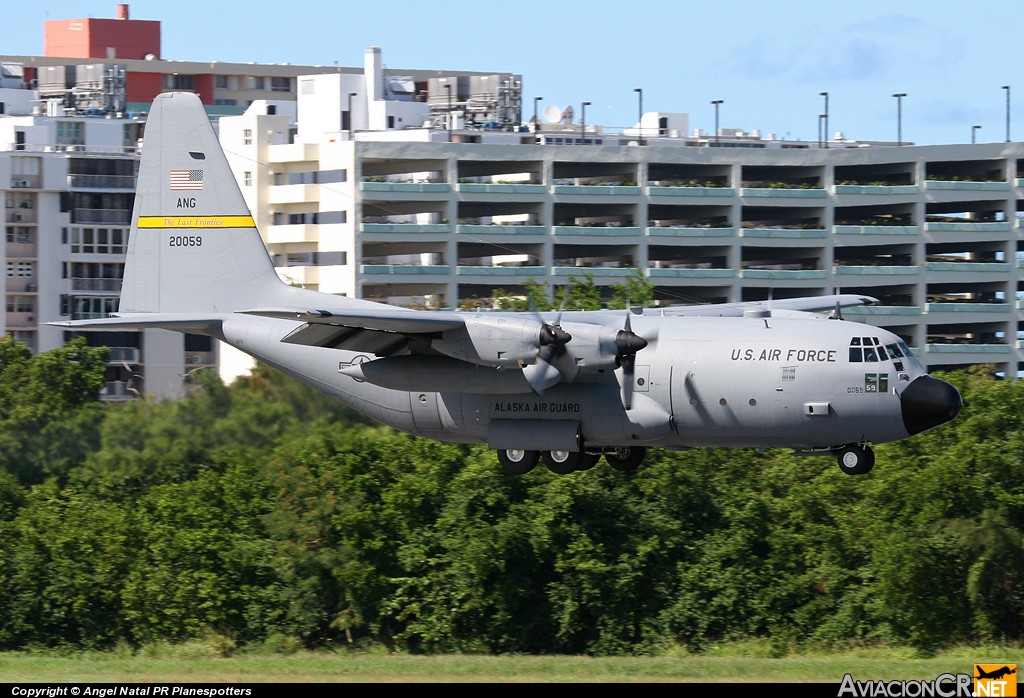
[560, 105, 574, 124]
[543, 104, 562, 124]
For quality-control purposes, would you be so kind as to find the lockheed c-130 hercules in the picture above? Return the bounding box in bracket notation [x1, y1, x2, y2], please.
[54, 92, 963, 476]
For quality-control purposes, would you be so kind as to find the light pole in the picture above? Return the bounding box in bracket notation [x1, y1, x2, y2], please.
[818, 114, 827, 148]
[892, 93, 906, 146]
[711, 99, 723, 145]
[1003, 85, 1011, 142]
[347, 92, 357, 133]
[972, 125, 981, 143]
[581, 101, 590, 145]
[533, 96, 543, 128]
[634, 87, 643, 141]
[820, 92, 829, 148]
[444, 83, 452, 142]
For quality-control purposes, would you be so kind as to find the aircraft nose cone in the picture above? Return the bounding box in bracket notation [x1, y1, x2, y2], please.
[900, 375, 962, 436]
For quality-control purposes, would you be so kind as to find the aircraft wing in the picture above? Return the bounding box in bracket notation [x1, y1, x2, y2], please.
[654, 293, 878, 317]
[240, 306, 467, 356]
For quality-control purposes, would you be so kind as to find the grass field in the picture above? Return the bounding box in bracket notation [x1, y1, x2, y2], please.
[1, 643, 1021, 683]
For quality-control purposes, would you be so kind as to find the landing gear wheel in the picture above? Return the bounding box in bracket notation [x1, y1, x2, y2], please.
[605, 446, 647, 472]
[497, 449, 539, 475]
[834, 444, 875, 475]
[576, 452, 601, 471]
[542, 450, 582, 475]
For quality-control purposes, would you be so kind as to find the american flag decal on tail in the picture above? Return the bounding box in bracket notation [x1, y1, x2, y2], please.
[170, 169, 204, 190]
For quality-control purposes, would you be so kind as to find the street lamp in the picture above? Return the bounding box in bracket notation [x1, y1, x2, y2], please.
[634, 87, 643, 141]
[892, 93, 907, 146]
[1002, 85, 1011, 142]
[346, 92, 357, 133]
[820, 91, 829, 148]
[972, 125, 981, 143]
[581, 101, 590, 145]
[533, 96, 543, 128]
[818, 114, 827, 148]
[444, 83, 452, 142]
[711, 99, 723, 145]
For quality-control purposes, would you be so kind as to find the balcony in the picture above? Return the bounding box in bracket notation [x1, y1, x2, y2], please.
[360, 181, 451, 193]
[552, 184, 642, 196]
[457, 224, 547, 237]
[740, 269, 829, 280]
[360, 223, 451, 234]
[457, 183, 545, 194]
[67, 174, 137, 189]
[924, 221, 1013, 233]
[105, 347, 140, 364]
[71, 277, 123, 293]
[646, 226, 736, 238]
[843, 306, 921, 316]
[647, 185, 735, 198]
[925, 303, 1012, 313]
[925, 343, 1012, 354]
[267, 142, 319, 163]
[268, 183, 320, 205]
[456, 266, 546, 277]
[360, 264, 451, 276]
[267, 224, 319, 244]
[740, 228, 827, 239]
[925, 262, 1011, 273]
[833, 184, 919, 195]
[73, 208, 131, 225]
[833, 265, 919, 276]
[740, 187, 827, 198]
[551, 267, 633, 278]
[552, 225, 641, 237]
[833, 225, 918, 236]
[647, 267, 735, 278]
[924, 180, 1009, 191]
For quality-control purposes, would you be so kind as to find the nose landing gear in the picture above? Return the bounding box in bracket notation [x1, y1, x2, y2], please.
[834, 444, 875, 475]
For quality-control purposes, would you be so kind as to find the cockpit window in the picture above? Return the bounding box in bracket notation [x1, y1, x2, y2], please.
[885, 343, 904, 359]
[850, 337, 884, 362]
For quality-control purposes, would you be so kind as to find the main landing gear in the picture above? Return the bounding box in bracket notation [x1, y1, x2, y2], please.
[833, 443, 875, 475]
[497, 446, 647, 475]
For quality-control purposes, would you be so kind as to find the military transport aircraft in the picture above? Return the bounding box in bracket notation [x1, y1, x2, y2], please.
[53, 92, 963, 476]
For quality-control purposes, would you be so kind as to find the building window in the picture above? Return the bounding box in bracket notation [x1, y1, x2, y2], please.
[243, 129, 252, 145]
[70, 227, 127, 255]
[6, 295, 33, 313]
[164, 74, 196, 90]
[6, 227, 32, 243]
[56, 121, 84, 143]
[214, 99, 238, 106]
[7, 330, 35, 351]
[6, 261, 34, 277]
[215, 75, 230, 89]
[270, 77, 291, 93]
[244, 171, 253, 186]
[246, 76, 264, 90]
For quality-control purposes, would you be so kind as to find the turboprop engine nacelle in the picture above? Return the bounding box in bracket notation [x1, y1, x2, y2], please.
[554, 321, 648, 375]
[430, 315, 551, 368]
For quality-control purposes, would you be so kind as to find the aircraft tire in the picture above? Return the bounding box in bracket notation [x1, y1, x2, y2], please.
[835, 444, 875, 475]
[498, 449, 540, 475]
[542, 450, 582, 475]
[576, 452, 601, 471]
[605, 446, 647, 472]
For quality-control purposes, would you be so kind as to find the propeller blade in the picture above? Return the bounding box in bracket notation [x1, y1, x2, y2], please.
[620, 354, 636, 409]
[523, 356, 562, 395]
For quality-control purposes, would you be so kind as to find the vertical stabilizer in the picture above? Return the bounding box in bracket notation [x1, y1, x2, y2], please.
[121, 91, 287, 313]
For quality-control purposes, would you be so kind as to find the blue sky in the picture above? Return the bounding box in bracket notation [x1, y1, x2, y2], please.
[5, 0, 1022, 145]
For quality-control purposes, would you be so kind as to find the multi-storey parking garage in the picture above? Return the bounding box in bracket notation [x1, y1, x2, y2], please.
[242, 127, 1024, 376]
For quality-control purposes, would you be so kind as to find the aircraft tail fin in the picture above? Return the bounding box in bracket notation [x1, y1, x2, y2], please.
[120, 91, 292, 314]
